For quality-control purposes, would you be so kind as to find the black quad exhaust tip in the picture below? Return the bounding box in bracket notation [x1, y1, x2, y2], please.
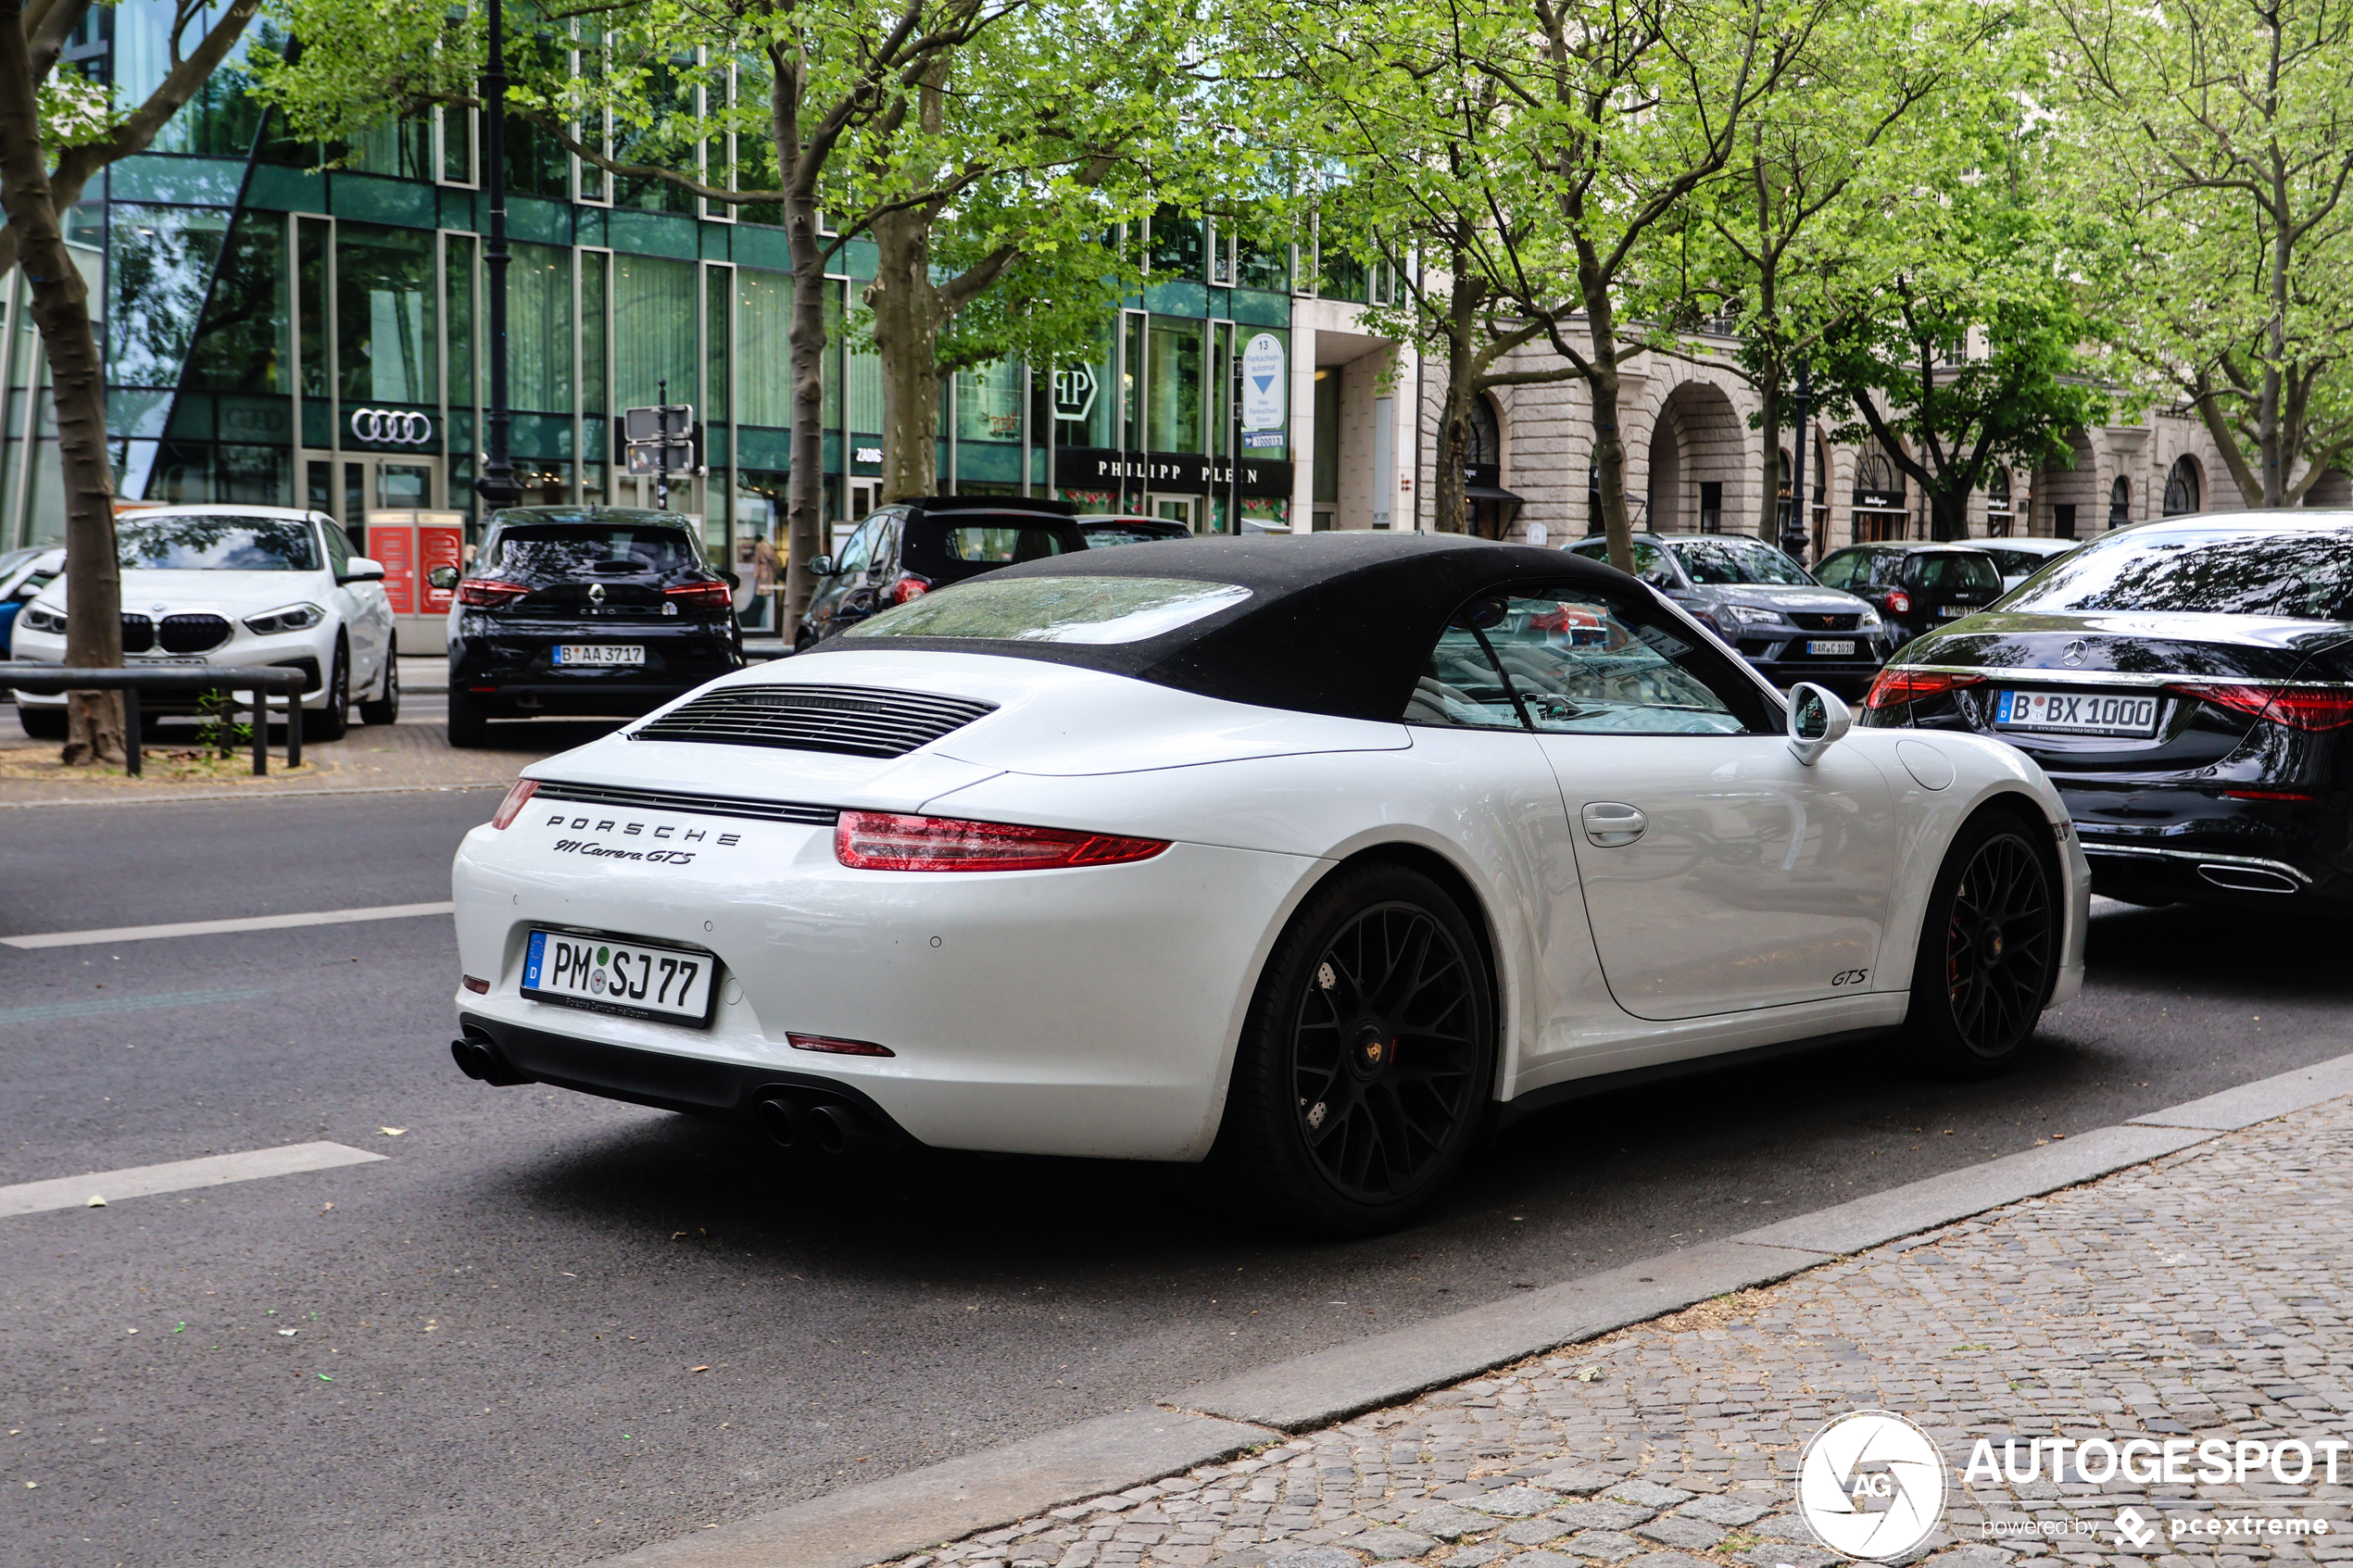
[450, 1035, 532, 1086]
[751, 1091, 875, 1155]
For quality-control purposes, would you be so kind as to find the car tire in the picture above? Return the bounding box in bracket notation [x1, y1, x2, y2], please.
[16, 704, 65, 741]
[1906, 810, 2058, 1078]
[358, 652, 399, 725]
[447, 688, 488, 748]
[303, 640, 349, 743]
[1204, 862, 1495, 1236]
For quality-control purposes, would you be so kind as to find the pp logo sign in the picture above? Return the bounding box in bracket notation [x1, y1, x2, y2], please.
[1797, 1411, 1948, 1561]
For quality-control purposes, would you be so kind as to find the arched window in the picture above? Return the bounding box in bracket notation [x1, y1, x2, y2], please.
[1855, 451, 1897, 495]
[2108, 476, 2131, 529]
[2163, 457, 2200, 516]
[1466, 395, 1501, 469]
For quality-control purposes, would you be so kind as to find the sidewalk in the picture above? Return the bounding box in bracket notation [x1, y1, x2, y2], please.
[900, 1098, 2353, 1568]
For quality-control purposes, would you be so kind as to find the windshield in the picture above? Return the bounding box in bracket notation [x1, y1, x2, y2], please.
[120, 516, 319, 571]
[486, 524, 698, 576]
[1669, 538, 1816, 586]
[1568, 539, 1679, 589]
[2001, 526, 2353, 619]
[848, 575, 1250, 644]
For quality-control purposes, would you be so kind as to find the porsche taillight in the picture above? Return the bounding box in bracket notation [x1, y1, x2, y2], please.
[664, 580, 734, 610]
[833, 810, 1169, 872]
[1863, 669, 1984, 709]
[2169, 682, 2353, 732]
[490, 778, 539, 829]
[458, 577, 529, 608]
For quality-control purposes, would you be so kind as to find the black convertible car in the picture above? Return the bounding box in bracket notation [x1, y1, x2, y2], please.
[1862, 509, 2353, 907]
[436, 508, 742, 746]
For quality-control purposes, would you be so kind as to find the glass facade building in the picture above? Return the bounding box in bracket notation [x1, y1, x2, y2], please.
[0, 19, 1317, 630]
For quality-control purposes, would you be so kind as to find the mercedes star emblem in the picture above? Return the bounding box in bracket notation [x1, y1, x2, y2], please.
[2060, 639, 2088, 667]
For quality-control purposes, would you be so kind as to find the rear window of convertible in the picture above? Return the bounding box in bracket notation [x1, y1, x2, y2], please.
[847, 575, 1251, 644]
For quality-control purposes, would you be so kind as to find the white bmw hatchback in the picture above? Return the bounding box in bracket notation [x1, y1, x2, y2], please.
[10, 507, 397, 741]
[450, 534, 2088, 1233]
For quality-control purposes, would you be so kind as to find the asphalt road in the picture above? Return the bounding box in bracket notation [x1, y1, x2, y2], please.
[2, 784, 2346, 1568]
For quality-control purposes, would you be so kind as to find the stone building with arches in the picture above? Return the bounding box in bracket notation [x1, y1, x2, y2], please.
[1397, 326, 2263, 558]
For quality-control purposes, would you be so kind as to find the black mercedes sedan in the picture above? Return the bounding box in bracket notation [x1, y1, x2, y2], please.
[1860, 510, 2353, 908]
[435, 508, 742, 746]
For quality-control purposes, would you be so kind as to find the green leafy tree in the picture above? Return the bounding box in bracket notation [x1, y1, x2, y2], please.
[2053, 0, 2353, 507]
[1810, 167, 2113, 542]
[1251, 0, 1589, 538]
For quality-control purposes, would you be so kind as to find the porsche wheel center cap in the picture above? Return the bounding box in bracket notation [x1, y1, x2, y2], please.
[1351, 1023, 1397, 1078]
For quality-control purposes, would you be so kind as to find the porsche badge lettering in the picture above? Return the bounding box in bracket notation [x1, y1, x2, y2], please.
[541, 813, 744, 862]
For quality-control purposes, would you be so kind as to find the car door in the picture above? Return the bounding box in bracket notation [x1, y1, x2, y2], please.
[318, 518, 390, 688]
[1485, 583, 1899, 1021]
[810, 518, 878, 638]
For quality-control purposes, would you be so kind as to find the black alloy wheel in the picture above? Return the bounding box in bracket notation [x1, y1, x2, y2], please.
[1208, 863, 1494, 1235]
[1908, 812, 2057, 1076]
[303, 639, 350, 743]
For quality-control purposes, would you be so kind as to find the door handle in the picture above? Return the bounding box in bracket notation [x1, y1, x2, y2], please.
[1581, 801, 1647, 847]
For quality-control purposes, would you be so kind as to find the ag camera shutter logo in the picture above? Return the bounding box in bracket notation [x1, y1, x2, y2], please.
[349, 408, 433, 446]
[1796, 1411, 1948, 1561]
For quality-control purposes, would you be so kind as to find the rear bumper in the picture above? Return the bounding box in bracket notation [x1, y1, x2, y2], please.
[2065, 786, 2352, 904]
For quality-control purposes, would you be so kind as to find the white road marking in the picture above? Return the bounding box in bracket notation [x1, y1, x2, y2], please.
[0, 1142, 386, 1218]
[1, 900, 454, 950]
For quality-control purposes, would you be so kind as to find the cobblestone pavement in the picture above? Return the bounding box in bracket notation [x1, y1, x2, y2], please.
[901, 1098, 2353, 1568]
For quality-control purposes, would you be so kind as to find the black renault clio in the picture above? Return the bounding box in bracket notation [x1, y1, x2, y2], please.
[436, 508, 742, 746]
[1861, 509, 2353, 909]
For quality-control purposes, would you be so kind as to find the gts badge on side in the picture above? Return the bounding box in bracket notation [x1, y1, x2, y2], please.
[1831, 968, 1870, 987]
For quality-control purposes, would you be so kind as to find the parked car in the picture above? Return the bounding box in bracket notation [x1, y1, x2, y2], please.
[796, 495, 1085, 648]
[1863, 508, 2353, 909]
[1566, 531, 1894, 696]
[1980, 537, 2081, 593]
[8, 508, 394, 742]
[435, 507, 743, 748]
[450, 533, 2085, 1236]
[1813, 542, 2006, 648]
[1076, 514, 1192, 547]
[0, 545, 62, 659]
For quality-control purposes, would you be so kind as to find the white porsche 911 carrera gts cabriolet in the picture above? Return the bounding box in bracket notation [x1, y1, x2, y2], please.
[449, 534, 2086, 1233]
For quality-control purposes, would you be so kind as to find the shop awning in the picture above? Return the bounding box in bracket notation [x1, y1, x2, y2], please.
[1467, 483, 1524, 505]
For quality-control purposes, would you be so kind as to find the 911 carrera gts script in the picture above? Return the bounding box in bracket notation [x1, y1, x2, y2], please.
[550, 839, 700, 863]
[543, 813, 743, 847]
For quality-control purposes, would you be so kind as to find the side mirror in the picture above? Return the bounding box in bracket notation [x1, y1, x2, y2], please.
[807, 554, 836, 577]
[340, 557, 387, 584]
[1787, 682, 1853, 766]
[425, 565, 460, 591]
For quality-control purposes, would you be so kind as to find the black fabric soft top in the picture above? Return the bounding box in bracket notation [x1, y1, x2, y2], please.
[799, 532, 1638, 722]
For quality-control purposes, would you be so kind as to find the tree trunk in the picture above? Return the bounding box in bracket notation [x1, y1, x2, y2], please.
[1753, 371, 1782, 539]
[1928, 487, 1969, 544]
[0, 0, 122, 763]
[867, 204, 947, 503]
[774, 58, 827, 635]
[1432, 272, 1481, 536]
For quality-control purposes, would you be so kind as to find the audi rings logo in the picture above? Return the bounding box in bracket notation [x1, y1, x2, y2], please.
[1796, 1411, 1948, 1561]
[349, 408, 433, 446]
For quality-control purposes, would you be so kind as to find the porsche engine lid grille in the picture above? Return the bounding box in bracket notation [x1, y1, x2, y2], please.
[531, 780, 837, 825]
[629, 684, 996, 759]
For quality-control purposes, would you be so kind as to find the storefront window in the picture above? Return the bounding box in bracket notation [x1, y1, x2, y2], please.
[335, 222, 438, 406]
[296, 218, 329, 398]
[509, 242, 573, 414]
[184, 211, 286, 394]
[738, 270, 791, 430]
[614, 255, 696, 409]
[1146, 319, 1202, 454]
[1148, 209, 1204, 282]
[956, 358, 1022, 445]
[108, 205, 230, 389]
[1236, 228, 1290, 293]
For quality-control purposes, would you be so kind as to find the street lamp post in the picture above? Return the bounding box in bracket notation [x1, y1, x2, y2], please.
[1782, 358, 1813, 563]
[474, 0, 522, 514]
